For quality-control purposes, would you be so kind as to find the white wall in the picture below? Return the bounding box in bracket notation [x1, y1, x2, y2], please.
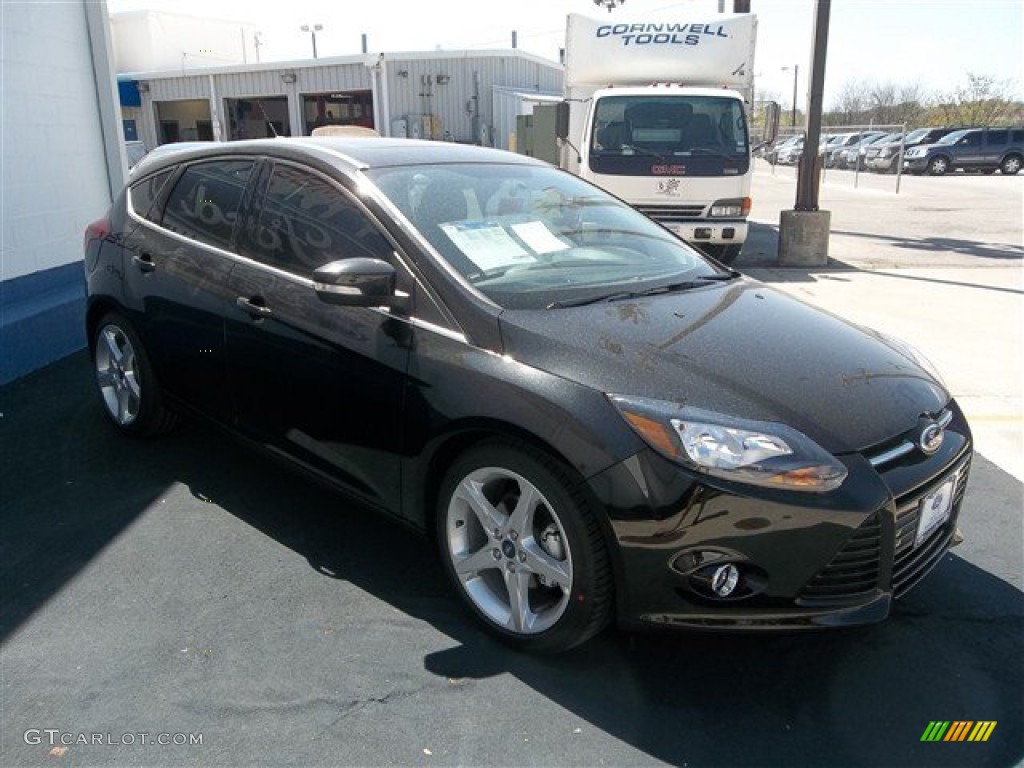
[1, 0, 114, 282]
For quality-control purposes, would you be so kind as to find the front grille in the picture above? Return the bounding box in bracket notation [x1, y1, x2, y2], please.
[892, 458, 970, 597]
[799, 513, 882, 603]
[635, 204, 706, 221]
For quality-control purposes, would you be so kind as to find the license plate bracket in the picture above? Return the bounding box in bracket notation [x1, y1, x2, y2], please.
[915, 477, 955, 547]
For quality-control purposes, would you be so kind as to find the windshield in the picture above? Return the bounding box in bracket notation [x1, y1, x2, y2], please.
[588, 94, 749, 177]
[366, 163, 718, 310]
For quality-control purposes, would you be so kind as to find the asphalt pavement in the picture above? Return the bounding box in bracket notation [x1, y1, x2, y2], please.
[1, 167, 1022, 767]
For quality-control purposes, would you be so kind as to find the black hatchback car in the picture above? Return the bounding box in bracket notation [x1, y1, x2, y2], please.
[84, 138, 972, 651]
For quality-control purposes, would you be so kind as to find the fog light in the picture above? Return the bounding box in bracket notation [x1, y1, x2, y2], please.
[694, 227, 712, 239]
[711, 564, 740, 597]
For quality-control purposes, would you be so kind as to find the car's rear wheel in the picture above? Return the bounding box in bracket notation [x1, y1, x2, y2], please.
[92, 312, 177, 436]
[436, 441, 612, 652]
[927, 156, 950, 176]
[1000, 154, 1022, 175]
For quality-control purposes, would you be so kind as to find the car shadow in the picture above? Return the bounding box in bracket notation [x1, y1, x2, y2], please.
[2, 352, 1021, 766]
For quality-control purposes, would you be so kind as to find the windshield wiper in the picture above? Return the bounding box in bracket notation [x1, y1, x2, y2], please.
[546, 273, 737, 309]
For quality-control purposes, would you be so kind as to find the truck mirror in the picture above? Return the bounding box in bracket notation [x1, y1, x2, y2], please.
[555, 102, 570, 140]
[762, 102, 781, 145]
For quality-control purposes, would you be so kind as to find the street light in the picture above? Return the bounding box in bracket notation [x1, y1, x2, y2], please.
[781, 65, 799, 127]
[301, 24, 324, 59]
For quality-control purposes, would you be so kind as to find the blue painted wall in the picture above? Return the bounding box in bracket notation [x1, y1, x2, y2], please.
[0, 263, 86, 385]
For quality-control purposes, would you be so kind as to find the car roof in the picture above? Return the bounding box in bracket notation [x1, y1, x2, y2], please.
[129, 137, 545, 181]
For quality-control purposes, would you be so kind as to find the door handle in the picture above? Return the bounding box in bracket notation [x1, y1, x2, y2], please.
[236, 296, 273, 319]
[132, 253, 155, 273]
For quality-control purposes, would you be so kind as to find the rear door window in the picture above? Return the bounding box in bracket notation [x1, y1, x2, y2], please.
[161, 160, 255, 250]
[241, 163, 393, 276]
[986, 129, 1008, 146]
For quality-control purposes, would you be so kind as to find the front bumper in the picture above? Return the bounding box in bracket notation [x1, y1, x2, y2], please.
[902, 157, 930, 173]
[663, 219, 748, 247]
[586, 404, 973, 631]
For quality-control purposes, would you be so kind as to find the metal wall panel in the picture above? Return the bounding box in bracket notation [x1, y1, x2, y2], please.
[383, 52, 562, 144]
[137, 52, 561, 146]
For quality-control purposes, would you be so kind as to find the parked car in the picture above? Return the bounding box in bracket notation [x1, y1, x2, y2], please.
[823, 132, 884, 168]
[903, 127, 1024, 175]
[774, 135, 805, 165]
[864, 127, 957, 173]
[835, 132, 890, 170]
[84, 138, 973, 652]
[764, 134, 802, 165]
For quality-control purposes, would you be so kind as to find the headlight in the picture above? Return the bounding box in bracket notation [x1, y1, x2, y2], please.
[608, 395, 848, 492]
[709, 198, 751, 218]
[880, 147, 894, 157]
[905, 148, 924, 158]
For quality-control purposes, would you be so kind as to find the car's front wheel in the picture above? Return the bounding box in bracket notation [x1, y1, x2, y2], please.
[927, 156, 950, 176]
[92, 312, 177, 436]
[437, 441, 613, 652]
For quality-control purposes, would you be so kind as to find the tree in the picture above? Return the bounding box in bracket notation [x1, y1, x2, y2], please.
[935, 73, 1017, 126]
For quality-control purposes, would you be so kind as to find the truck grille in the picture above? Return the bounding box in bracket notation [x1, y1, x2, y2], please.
[634, 204, 706, 221]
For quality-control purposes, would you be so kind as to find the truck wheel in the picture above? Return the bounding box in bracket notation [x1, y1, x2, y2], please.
[926, 156, 949, 176]
[1000, 154, 1022, 175]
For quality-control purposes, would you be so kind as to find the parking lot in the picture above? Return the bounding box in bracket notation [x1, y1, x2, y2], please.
[2, 170, 1022, 767]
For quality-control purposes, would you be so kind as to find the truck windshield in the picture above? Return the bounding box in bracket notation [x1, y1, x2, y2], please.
[589, 95, 749, 177]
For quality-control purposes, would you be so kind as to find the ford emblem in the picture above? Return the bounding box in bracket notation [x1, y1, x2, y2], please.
[919, 422, 944, 455]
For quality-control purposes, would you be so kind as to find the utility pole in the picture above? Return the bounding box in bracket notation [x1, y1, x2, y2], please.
[777, 0, 833, 266]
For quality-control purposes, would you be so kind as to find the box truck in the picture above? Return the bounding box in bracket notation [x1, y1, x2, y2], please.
[542, 13, 777, 264]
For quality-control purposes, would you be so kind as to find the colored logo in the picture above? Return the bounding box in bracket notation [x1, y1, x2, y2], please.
[921, 721, 997, 742]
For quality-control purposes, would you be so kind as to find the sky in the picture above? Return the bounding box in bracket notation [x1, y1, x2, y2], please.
[104, 0, 1024, 109]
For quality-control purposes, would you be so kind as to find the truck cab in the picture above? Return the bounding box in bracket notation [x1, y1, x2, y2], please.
[575, 86, 751, 263]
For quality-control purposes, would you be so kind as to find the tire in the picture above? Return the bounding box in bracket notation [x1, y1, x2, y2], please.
[926, 156, 950, 176]
[700, 243, 741, 266]
[436, 440, 613, 652]
[1000, 154, 1022, 175]
[92, 312, 177, 436]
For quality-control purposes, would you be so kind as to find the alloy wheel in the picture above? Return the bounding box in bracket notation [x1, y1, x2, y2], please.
[95, 324, 141, 426]
[445, 466, 572, 635]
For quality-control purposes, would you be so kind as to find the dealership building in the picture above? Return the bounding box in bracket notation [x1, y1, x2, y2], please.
[1, 6, 562, 384]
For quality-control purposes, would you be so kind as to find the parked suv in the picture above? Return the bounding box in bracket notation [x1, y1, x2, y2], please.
[903, 127, 1024, 176]
[864, 127, 956, 173]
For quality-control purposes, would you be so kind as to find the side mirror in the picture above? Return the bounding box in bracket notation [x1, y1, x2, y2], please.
[555, 101, 570, 140]
[761, 102, 780, 145]
[313, 258, 408, 311]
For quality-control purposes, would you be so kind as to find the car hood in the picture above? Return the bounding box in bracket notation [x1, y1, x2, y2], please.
[498, 278, 949, 455]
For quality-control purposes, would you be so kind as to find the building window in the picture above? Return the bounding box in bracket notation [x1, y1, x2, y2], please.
[226, 97, 290, 140]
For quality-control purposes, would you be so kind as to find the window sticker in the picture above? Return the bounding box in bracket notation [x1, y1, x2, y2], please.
[440, 222, 536, 272]
[511, 221, 570, 254]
